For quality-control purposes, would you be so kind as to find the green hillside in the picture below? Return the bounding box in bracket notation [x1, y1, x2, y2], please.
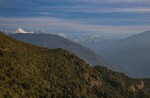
[0, 33, 48, 52]
[0, 32, 149, 98]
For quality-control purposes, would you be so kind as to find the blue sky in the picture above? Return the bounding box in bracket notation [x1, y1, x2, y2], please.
[0, 0, 150, 38]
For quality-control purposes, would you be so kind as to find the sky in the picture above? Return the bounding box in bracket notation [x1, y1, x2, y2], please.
[0, 0, 150, 38]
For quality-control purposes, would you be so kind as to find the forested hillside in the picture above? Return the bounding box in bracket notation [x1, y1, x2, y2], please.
[0, 32, 149, 98]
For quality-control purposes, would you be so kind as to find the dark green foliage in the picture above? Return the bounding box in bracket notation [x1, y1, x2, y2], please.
[0, 32, 150, 98]
[0, 49, 92, 97]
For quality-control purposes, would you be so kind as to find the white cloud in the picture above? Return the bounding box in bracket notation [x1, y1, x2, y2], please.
[79, 0, 150, 3]
[41, 4, 150, 14]
[74, 7, 150, 14]
[0, 17, 150, 38]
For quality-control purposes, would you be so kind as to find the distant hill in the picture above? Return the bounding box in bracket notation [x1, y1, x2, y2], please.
[1, 32, 150, 97]
[90, 31, 150, 78]
[9, 33, 108, 67]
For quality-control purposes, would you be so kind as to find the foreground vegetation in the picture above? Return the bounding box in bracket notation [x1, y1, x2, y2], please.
[0, 32, 150, 98]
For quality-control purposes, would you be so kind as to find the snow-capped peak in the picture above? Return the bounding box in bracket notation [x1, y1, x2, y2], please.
[56, 33, 68, 39]
[13, 28, 34, 34]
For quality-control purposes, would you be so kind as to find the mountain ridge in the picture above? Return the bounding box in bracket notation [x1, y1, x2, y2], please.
[88, 31, 150, 78]
[9, 33, 109, 67]
[0, 32, 150, 97]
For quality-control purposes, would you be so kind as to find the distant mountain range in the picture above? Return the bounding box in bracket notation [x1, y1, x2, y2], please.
[9, 33, 109, 68]
[75, 35, 103, 42]
[9, 30, 150, 78]
[78, 31, 150, 78]
[1, 32, 150, 97]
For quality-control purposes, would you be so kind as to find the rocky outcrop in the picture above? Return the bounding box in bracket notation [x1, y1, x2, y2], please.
[135, 80, 144, 89]
[128, 80, 145, 92]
